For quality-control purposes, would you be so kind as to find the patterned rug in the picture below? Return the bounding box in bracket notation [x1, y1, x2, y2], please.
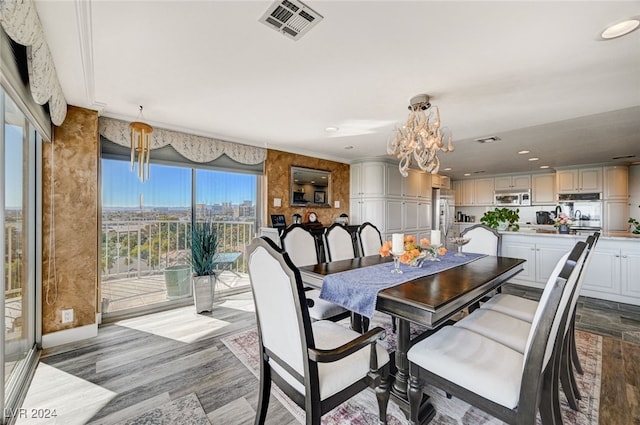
[113, 393, 210, 425]
[222, 315, 602, 425]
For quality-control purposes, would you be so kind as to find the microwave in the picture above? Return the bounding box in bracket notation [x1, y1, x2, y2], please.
[494, 190, 531, 206]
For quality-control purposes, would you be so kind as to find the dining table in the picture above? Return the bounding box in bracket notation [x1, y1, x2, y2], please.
[298, 253, 525, 423]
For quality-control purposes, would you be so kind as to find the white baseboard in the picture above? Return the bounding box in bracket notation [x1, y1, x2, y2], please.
[41, 323, 98, 349]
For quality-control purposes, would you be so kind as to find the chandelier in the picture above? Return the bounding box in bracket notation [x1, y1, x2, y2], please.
[129, 106, 153, 182]
[387, 94, 454, 177]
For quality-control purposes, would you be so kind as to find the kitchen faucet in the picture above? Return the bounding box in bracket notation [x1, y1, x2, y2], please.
[574, 210, 582, 220]
[554, 205, 562, 217]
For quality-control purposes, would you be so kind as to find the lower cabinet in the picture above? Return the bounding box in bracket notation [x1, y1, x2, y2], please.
[581, 239, 640, 303]
[502, 235, 574, 286]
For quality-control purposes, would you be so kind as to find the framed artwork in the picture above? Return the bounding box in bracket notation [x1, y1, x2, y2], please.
[314, 191, 326, 204]
[270, 214, 286, 228]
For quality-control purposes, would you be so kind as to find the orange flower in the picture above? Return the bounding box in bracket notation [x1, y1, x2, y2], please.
[399, 252, 412, 264]
[404, 235, 416, 245]
[419, 238, 431, 247]
[410, 248, 421, 258]
[437, 247, 448, 256]
[379, 241, 392, 257]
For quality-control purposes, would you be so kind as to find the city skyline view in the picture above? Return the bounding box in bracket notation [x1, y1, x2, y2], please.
[102, 159, 258, 209]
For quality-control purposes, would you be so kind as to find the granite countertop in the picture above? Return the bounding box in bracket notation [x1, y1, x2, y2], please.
[500, 228, 639, 240]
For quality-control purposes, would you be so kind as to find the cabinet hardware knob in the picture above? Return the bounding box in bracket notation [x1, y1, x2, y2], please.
[622, 255, 627, 258]
[615, 255, 620, 258]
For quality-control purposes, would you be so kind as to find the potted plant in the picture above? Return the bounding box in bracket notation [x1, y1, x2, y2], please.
[480, 207, 520, 231]
[553, 213, 573, 234]
[190, 220, 219, 313]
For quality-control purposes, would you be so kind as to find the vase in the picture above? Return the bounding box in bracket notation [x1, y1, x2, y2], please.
[557, 224, 570, 234]
[164, 265, 192, 298]
[193, 275, 216, 313]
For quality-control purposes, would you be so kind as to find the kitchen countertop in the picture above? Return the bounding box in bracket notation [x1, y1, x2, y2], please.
[499, 228, 639, 240]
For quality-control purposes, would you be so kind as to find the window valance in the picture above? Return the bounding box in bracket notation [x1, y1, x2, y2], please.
[99, 117, 266, 165]
[0, 0, 67, 126]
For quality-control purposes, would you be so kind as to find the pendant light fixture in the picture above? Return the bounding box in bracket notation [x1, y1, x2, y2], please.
[129, 106, 153, 182]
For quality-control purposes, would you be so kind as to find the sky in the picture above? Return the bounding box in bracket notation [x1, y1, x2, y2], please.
[5, 124, 23, 208]
[102, 159, 257, 208]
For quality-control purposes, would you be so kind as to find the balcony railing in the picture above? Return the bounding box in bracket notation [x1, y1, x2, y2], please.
[101, 219, 255, 281]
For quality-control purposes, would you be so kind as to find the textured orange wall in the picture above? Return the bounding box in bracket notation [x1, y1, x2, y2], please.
[42, 106, 98, 333]
[265, 150, 350, 226]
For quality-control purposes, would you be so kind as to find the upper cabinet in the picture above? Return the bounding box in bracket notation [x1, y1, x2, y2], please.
[351, 162, 386, 197]
[494, 174, 531, 191]
[556, 167, 602, 194]
[531, 173, 556, 205]
[431, 174, 451, 189]
[474, 178, 495, 206]
[603, 165, 629, 200]
[385, 164, 432, 199]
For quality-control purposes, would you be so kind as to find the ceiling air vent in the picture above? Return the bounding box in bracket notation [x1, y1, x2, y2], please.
[474, 136, 501, 144]
[259, 0, 323, 41]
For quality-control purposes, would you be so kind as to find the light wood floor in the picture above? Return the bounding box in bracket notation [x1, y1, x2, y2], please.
[17, 286, 640, 425]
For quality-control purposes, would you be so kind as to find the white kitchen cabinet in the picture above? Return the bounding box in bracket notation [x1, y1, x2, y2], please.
[432, 174, 451, 189]
[473, 178, 495, 206]
[405, 169, 422, 198]
[351, 162, 386, 197]
[603, 165, 629, 200]
[386, 199, 404, 233]
[532, 173, 556, 204]
[417, 201, 432, 229]
[385, 163, 403, 197]
[350, 198, 385, 231]
[453, 180, 463, 205]
[604, 200, 629, 231]
[502, 235, 575, 287]
[581, 239, 640, 304]
[494, 174, 531, 191]
[556, 167, 602, 193]
[461, 180, 475, 206]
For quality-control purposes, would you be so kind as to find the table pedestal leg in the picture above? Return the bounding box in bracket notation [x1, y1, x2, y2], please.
[392, 318, 410, 396]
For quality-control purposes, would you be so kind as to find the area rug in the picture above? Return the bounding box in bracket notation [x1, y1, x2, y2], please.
[221, 315, 602, 425]
[113, 393, 210, 425]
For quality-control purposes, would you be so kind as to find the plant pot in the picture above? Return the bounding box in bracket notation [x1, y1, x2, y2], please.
[557, 224, 570, 234]
[164, 265, 192, 298]
[193, 275, 216, 313]
[497, 222, 508, 231]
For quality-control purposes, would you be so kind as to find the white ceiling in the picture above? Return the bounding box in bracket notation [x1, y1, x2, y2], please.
[34, 0, 640, 180]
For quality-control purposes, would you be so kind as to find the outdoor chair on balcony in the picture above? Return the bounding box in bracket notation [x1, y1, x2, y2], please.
[247, 237, 390, 425]
[280, 225, 350, 322]
[406, 241, 587, 425]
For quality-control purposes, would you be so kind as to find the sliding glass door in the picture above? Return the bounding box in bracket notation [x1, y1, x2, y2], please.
[2, 88, 38, 415]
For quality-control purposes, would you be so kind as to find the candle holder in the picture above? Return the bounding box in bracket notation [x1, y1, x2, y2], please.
[391, 252, 403, 274]
[427, 244, 442, 261]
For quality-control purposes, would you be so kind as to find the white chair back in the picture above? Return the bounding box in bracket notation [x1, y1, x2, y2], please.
[324, 224, 355, 262]
[258, 227, 281, 248]
[247, 239, 307, 378]
[460, 224, 501, 255]
[358, 222, 383, 257]
[523, 243, 587, 371]
[281, 225, 319, 267]
[563, 233, 599, 335]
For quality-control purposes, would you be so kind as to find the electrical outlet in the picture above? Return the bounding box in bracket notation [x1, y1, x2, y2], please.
[62, 309, 74, 323]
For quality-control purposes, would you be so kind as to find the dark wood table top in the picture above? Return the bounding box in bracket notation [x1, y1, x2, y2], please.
[298, 255, 525, 328]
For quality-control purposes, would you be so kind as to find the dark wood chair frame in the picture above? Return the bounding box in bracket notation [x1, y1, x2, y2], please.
[248, 237, 391, 425]
[323, 222, 357, 262]
[357, 222, 383, 258]
[408, 241, 587, 425]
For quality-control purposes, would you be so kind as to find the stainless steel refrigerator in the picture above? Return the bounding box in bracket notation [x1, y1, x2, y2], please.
[432, 188, 455, 249]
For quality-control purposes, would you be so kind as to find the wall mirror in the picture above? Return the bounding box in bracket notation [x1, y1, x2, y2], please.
[290, 166, 331, 207]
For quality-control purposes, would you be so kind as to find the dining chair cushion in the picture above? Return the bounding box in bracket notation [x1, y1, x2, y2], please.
[479, 293, 537, 322]
[281, 226, 319, 267]
[306, 289, 350, 321]
[407, 326, 523, 409]
[269, 320, 390, 400]
[454, 309, 530, 353]
[460, 224, 500, 256]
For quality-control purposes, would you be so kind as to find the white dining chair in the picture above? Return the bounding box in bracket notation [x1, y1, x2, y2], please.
[406, 241, 588, 425]
[357, 222, 383, 257]
[323, 223, 356, 262]
[247, 237, 391, 425]
[459, 224, 501, 256]
[280, 225, 350, 322]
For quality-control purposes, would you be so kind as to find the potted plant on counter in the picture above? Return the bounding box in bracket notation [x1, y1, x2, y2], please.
[480, 208, 520, 231]
[554, 213, 573, 234]
[190, 220, 219, 313]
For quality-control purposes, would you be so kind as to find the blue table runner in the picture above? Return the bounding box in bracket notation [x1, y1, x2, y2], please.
[319, 252, 486, 319]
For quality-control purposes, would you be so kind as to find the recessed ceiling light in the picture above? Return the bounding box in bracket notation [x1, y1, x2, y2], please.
[325, 126, 339, 132]
[463, 173, 471, 176]
[443, 167, 452, 171]
[474, 136, 500, 144]
[321, 176, 327, 179]
[528, 157, 539, 161]
[540, 165, 550, 169]
[518, 150, 530, 155]
[344, 145, 354, 150]
[601, 19, 640, 39]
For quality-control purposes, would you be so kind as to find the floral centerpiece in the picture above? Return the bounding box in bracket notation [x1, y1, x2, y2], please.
[554, 213, 573, 234]
[379, 235, 447, 266]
